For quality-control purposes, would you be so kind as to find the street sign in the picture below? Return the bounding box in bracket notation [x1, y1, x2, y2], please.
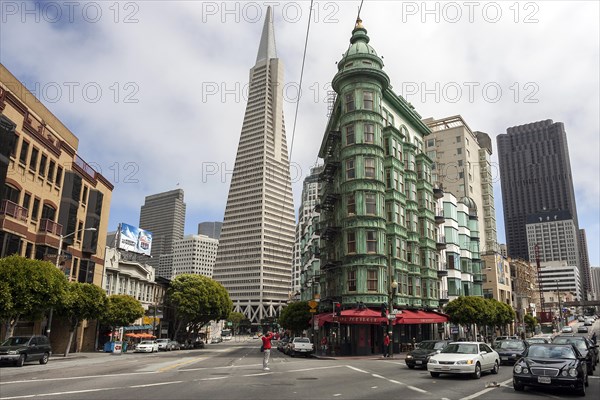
[308, 300, 318, 309]
[310, 308, 317, 313]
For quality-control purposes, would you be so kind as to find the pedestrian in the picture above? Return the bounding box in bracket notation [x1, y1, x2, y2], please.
[321, 336, 328, 355]
[592, 332, 597, 344]
[260, 331, 274, 371]
[383, 333, 391, 357]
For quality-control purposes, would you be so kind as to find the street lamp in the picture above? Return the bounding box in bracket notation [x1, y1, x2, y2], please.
[46, 226, 97, 339]
[388, 279, 398, 357]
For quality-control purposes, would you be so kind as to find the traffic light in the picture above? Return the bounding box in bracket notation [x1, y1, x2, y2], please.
[334, 302, 342, 316]
[381, 303, 388, 317]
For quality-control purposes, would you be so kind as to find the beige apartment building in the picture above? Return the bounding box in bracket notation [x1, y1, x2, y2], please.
[0, 64, 113, 351]
[482, 253, 513, 306]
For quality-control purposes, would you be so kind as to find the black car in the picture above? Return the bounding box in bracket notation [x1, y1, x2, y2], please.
[0, 335, 52, 367]
[513, 344, 588, 396]
[552, 335, 596, 374]
[495, 339, 529, 365]
[405, 340, 450, 369]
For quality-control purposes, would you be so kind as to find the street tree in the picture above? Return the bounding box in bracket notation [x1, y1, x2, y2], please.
[444, 296, 487, 326]
[0, 255, 68, 339]
[166, 274, 232, 340]
[227, 312, 247, 335]
[524, 314, 538, 334]
[57, 282, 107, 356]
[100, 294, 145, 338]
[279, 301, 311, 335]
[490, 299, 516, 334]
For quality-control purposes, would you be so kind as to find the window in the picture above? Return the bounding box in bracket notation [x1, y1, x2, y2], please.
[427, 139, 435, 147]
[363, 91, 374, 110]
[41, 204, 56, 221]
[347, 194, 356, 215]
[457, 148, 462, 155]
[365, 193, 376, 214]
[364, 123, 374, 143]
[56, 166, 63, 187]
[19, 141, 29, 165]
[456, 136, 461, 143]
[31, 198, 40, 221]
[82, 186, 88, 205]
[47, 160, 55, 183]
[347, 231, 356, 254]
[77, 221, 84, 240]
[348, 270, 357, 291]
[367, 270, 377, 291]
[39, 154, 47, 177]
[345, 92, 355, 112]
[29, 147, 39, 172]
[346, 159, 355, 179]
[345, 125, 355, 145]
[366, 230, 377, 253]
[384, 138, 390, 155]
[364, 158, 375, 178]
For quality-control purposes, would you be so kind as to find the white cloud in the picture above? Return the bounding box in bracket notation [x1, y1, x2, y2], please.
[2, 0, 598, 264]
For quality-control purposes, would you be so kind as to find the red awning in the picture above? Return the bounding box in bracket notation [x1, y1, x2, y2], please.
[314, 308, 388, 326]
[396, 310, 448, 324]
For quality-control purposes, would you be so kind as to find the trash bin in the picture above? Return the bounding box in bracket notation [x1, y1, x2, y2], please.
[104, 341, 115, 352]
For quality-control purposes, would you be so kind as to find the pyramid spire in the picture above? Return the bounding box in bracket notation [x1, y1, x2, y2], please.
[256, 6, 277, 63]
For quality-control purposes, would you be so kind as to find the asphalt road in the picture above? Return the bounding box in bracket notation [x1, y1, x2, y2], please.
[1, 329, 599, 400]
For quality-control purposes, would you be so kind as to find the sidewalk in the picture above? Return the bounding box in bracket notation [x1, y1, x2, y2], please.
[49, 351, 132, 361]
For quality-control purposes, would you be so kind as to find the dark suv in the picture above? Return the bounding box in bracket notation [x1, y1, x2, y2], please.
[0, 335, 52, 367]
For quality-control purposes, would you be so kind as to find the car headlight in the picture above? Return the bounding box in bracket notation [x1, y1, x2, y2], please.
[456, 359, 474, 365]
[568, 368, 578, 377]
[514, 365, 523, 373]
[512, 354, 517, 357]
[7, 350, 18, 355]
[428, 359, 438, 364]
[406, 354, 413, 359]
[522, 367, 529, 374]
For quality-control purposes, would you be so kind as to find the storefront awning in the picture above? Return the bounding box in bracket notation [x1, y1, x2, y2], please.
[395, 310, 448, 324]
[123, 324, 154, 331]
[314, 308, 388, 327]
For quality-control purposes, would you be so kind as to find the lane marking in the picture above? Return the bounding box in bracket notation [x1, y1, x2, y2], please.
[371, 374, 385, 379]
[195, 377, 228, 381]
[1, 386, 124, 399]
[243, 372, 273, 376]
[346, 366, 368, 374]
[333, 394, 341, 397]
[389, 380, 405, 385]
[288, 365, 345, 373]
[0, 371, 159, 385]
[130, 381, 182, 388]
[459, 378, 512, 400]
[407, 385, 427, 393]
[157, 357, 206, 372]
[180, 363, 262, 372]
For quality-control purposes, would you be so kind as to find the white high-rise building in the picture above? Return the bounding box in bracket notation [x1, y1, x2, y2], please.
[526, 210, 579, 269]
[212, 7, 295, 324]
[172, 234, 219, 278]
[538, 261, 582, 301]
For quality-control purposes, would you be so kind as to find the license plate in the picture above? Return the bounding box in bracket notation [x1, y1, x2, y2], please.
[416, 361, 422, 365]
[501, 357, 507, 360]
[441, 366, 450, 370]
[537, 376, 551, 384]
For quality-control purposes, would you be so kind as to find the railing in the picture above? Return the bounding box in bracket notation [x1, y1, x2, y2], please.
[0, 200, 28, 221]
[39, 218, 63, 236]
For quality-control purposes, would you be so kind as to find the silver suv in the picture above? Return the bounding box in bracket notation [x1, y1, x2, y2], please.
[156, 338, 172, 351]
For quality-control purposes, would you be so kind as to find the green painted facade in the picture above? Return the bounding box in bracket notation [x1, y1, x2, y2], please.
[317, 20, 440, 313]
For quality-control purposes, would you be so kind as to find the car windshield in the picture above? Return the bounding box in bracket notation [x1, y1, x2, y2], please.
[553, 338, 586, 350]
[1, 337, 31, 346]
[139, 341, 153, 345]
[527, 338, 547, 344]
[441, 343, 477, 354]
[417, 341, 438, 350]
[498, 341, 525, 350]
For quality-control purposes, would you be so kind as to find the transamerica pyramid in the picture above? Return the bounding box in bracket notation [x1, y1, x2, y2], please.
[213, 6, 296, 324]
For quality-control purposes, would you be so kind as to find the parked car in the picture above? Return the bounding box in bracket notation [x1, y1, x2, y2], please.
[192, 340, 205, 349]
[584, 319, 593, 326]
[287, 337, 314, 357]
[561, 326, 574, 333]
[493, 336, 519, 347]
[0, 335, 52, 367]
[405, 340, 450, 369]
[495, 340, 529, 365]
[211, 337, 223, 344]
[553, 335, 596, 374]
[156, 338, 172, 351]
[169, 340, 181, 350]
[134, 340, 158, 353]
[277, 337, 290, 352]
[577, 326, 589, 333]
[526, 337, 550, 345]
[513, 343, 588, 395]
[578, 316, 586, 322]
[427, 342, 499, 379]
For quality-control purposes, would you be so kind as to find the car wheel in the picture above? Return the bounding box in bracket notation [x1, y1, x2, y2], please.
[39, 352, 49, 365]
[491, 361, 499, 374]
[16, 354, 25, 367]
[407, 364, 415, 369]
[577, 382, 586, 396]
[513, 381, 524, 391]
[430, 372, 440, 378]
[472, 363, 481, 379]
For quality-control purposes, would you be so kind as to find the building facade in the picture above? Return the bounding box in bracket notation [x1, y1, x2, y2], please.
[578, 229, 591, 300]
[497, 120, 581, 268]
[298, 166, 322, 301]
[589, 267, 600, 302]
[0, 64, 113, 351]
[197, 221, 222, 239]
[423, 115, 498, 255]
[171, 234, 218, 278]
[139, 188, 186, 277]
[509, 258, 539, 328]
[482, 253, 512, 306]
[314, 19, 447, 356]
[525, 210, 580, 269]
[212, 7, 296, 323]
[538, 261, 582, 301]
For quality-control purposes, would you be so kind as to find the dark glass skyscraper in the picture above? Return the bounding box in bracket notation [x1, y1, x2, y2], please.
[497, 120, 579, 263]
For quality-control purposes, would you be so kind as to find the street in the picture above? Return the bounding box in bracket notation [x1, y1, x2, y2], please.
[1, 336, 599, 400]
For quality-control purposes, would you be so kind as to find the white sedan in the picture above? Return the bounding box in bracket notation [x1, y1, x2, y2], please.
[134, 340, 159, 353]
[427, 342, 500, 379]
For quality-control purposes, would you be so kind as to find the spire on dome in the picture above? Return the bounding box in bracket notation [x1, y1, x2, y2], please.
[256, 6, 277, 63]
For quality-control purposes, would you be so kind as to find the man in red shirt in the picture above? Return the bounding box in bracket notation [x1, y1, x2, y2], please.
[260, 331, 274, 370]
[383, 333, 391, 357]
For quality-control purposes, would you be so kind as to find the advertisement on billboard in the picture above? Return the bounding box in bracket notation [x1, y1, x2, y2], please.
[118, 223, 152, 256]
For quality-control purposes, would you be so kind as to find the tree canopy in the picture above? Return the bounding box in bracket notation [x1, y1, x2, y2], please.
[100, 294, 144, 332]
[0, 255, 68, 339]
[227, 312, 247, 334]
[166, 274, 232, 339]
[444, 296, 516, 335]
[279, 301, 312, 335]
[57, 282, 107, 356]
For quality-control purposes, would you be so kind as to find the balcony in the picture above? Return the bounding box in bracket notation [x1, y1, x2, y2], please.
[319, 161, 340, 183]
[437, 264, 448, 277]
[439, 290, 449, 305]
[436, 235, 447, 250]
[0, 200, 29, 236]
[473, 273, 484, 283]
[434, 209, 445, 224]
[433, 186, 444, 199]
[316, 221, 340, 241]
[38, 218, 63, 236]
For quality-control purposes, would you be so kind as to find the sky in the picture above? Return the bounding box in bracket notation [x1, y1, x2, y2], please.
[1, 1, 599, 265]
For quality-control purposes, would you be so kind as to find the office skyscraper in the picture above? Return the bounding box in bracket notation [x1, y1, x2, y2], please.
[198, 221, 222, 239]
[212, 7, 295, 323]
[139, 189, 186, 273]
[497, 119, 581, 265]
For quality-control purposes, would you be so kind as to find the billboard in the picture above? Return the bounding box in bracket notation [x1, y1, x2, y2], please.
[117, 223, 153, 256]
